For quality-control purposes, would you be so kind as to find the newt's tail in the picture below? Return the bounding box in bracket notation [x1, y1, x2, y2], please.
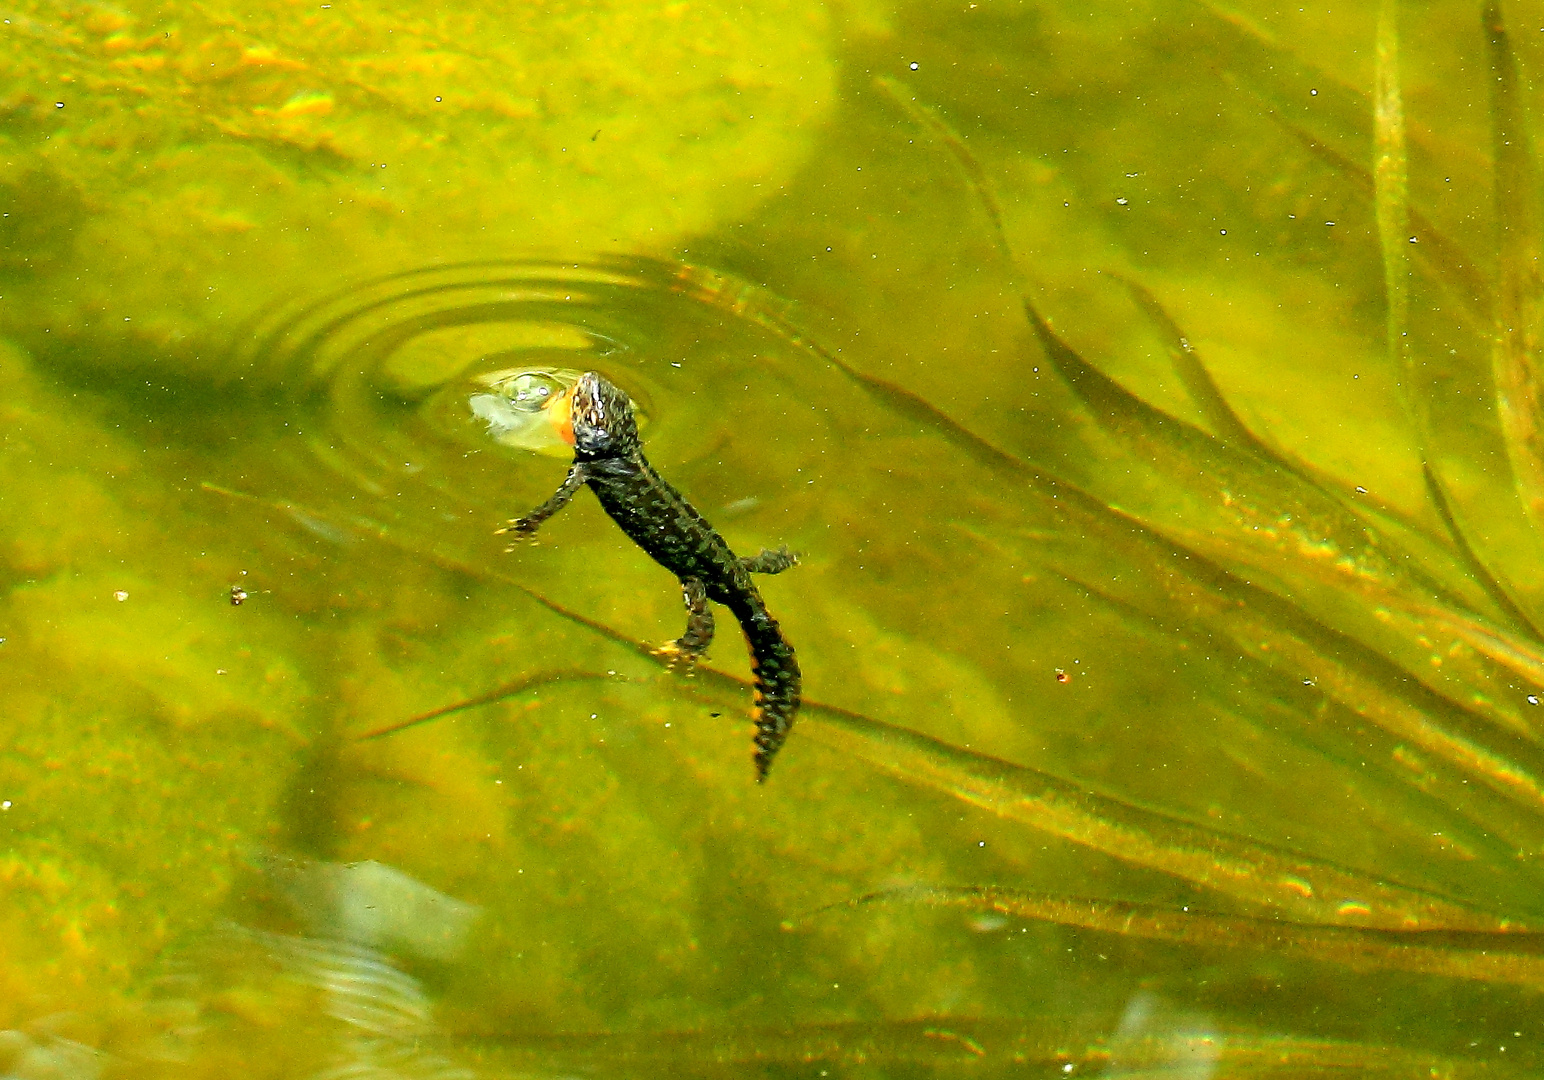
[730, 595, 802, 781]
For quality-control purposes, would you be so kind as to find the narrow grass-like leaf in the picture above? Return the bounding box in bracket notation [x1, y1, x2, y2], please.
[1113, 274, 1266, 453]
[1264, 104, 1494, 325]
[825, 884, 1544, 989]
[667, 256, 1033, 478]
[465, 1016, 1521, 1079]
[352, 669, 620, 741]
[1375, 0, 1410, 395]
[1486, 0, 1544, 530]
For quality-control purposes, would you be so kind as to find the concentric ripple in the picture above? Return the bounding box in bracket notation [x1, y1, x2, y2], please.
[230, 258, 867, 572]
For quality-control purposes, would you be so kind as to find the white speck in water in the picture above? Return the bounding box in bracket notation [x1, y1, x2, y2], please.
[113, 591, 129, 602]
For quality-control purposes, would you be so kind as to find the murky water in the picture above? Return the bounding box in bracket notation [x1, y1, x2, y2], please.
[6, 0, 1544, 1076]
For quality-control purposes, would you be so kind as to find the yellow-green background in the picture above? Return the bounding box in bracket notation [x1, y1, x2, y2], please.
[3, 0, 1544, 1075]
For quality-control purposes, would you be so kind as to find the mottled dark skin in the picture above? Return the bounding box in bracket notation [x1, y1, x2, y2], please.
[501, 371, 801, 780]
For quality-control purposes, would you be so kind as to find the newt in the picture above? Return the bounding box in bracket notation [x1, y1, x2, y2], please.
[501, 371, 801, 780]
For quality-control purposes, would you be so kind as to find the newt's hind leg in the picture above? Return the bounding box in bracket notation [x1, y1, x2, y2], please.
[740, 545, 799, 575]
[652, 577, 715, 672]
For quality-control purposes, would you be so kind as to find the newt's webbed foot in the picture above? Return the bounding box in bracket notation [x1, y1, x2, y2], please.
[654, 577, 714, 673]
[652, 638, 708, 673]
[499, 463, 590, 550]
[740, 545, 799, 575]
[495, 517, 543, 551]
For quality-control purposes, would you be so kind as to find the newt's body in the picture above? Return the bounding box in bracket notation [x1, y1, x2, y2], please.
[503, 371, 801, 780]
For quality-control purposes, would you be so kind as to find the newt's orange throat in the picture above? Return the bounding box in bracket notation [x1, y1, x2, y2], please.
[546, 389, 576, 447]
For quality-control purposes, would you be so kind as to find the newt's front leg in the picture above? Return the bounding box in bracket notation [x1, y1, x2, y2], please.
[498, 463, 590, 546]
[653, 577, 714, 672]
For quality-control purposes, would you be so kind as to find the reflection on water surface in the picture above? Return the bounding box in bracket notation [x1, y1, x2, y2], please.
[6, 0, 1544, 1075]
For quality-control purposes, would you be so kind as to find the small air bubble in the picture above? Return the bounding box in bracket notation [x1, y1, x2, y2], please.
[909, 61, 919, 70]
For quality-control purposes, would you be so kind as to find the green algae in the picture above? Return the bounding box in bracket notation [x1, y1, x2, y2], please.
[0, 0, 835, 378]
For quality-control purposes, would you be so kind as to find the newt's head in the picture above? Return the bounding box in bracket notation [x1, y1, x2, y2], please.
[568, 370, 641, 459]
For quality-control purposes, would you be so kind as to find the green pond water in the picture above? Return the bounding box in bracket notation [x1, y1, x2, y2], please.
[6, 0, 1544, 1075]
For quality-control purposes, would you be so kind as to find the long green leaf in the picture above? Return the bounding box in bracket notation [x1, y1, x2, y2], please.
[825, 884, 1544, 989]
[1486, 1, 1544, 532]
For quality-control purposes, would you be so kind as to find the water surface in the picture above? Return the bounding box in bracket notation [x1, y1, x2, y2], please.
[4, 0, 1544, 1076]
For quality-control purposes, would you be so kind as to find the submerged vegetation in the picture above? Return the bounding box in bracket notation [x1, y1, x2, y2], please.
[9, 0, 1544, 1076]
